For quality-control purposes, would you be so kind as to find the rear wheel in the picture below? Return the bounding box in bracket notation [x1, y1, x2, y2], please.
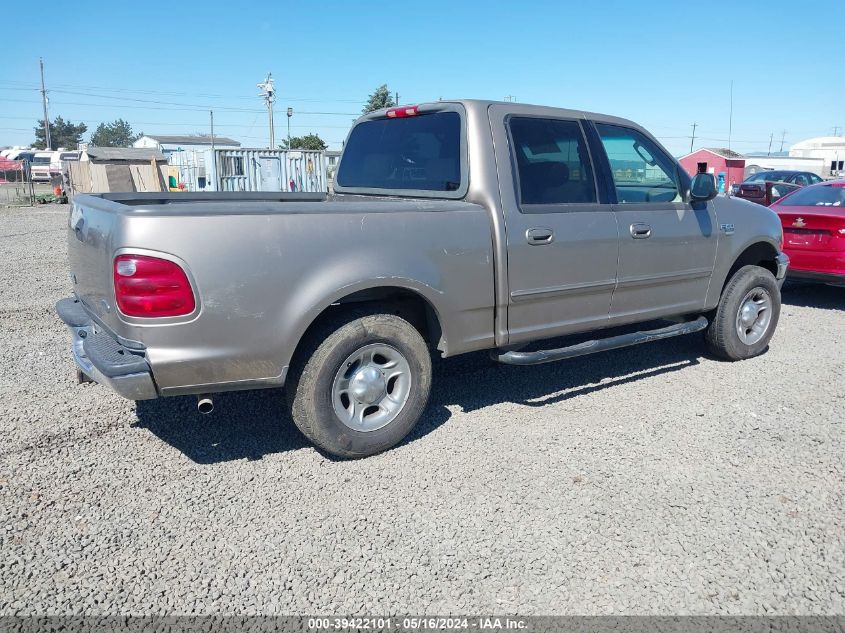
[287, 312, 432, 458]
[705, 265, 781, 360]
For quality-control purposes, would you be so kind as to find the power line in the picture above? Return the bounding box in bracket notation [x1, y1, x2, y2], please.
[0, 79, 365, 104]
[1, 95, 358, 117]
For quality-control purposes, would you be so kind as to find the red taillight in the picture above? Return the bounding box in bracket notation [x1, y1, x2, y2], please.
[113, 254, 196, 317]
[385, 106, 418, 118]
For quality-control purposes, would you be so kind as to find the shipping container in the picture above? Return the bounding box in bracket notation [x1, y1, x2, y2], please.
[176, 148, 328, 193]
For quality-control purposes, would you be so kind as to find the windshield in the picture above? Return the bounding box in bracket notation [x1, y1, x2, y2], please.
[336, 111, 462, 193]
[32, 156, 51, 165]
[779, 184, 845, 207]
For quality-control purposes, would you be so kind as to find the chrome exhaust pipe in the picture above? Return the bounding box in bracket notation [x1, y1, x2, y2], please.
[197, 395, 214, 415]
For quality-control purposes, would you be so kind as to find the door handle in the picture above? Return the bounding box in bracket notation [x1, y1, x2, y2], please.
[630, 223, 651, 239]
[526, 227, 554, 245]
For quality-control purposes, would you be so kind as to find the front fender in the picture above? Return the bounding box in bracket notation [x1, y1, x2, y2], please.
[705, 196, 784, 309]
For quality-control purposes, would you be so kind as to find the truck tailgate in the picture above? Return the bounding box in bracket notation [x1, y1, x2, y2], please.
[68, 198, 124, 333]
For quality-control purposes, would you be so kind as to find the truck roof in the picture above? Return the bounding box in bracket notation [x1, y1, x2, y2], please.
[361, 98, 646, 132]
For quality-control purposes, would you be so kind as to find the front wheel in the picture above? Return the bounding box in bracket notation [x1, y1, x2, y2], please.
[705, 265, 781, 360]
[287, 312, 432, 458]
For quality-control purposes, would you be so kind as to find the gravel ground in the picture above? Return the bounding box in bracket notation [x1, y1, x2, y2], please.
[1, 204, 843, 615]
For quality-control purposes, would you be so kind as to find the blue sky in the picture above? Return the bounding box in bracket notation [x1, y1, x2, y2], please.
[2, 0, 842, 155]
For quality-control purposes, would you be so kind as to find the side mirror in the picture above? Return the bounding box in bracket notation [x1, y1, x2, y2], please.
[690, 173, 717, 203]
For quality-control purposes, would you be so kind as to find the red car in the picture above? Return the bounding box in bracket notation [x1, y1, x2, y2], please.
[770, 180, 845, 283]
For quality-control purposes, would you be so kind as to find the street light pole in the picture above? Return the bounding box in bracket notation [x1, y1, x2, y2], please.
[287, 107, 293, 151]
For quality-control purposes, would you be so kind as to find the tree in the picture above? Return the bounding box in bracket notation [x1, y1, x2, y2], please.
[362, 84, 396, 114]
[280, 133, 327, 151]
[33, 116, 87, 150]
[90, 119, 141, 147]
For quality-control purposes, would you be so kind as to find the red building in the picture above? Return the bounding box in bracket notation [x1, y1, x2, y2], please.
[679, 148, 746, 194]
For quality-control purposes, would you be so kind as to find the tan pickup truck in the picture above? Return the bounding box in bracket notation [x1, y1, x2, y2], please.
[58, 100, 788, 457]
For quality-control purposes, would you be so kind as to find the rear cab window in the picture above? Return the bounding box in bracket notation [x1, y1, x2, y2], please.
[507, 117, 598, 208]
[335, 106, 466, 198]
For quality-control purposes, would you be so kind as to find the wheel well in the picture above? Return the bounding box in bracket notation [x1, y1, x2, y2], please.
[292, 287, 444, 365]
[725, 242, 779, 286]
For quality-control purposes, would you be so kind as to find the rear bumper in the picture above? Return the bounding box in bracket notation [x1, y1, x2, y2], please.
[56, 297, 158, 400]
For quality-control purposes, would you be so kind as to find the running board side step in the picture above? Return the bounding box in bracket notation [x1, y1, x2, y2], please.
[494, 316, 709, 366]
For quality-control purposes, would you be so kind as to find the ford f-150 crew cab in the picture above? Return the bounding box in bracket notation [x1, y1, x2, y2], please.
[58, 100, 789, 457]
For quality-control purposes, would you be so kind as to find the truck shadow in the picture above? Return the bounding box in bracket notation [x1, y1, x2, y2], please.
[781, 281, 844, 312]
[134, 335, 703, 464]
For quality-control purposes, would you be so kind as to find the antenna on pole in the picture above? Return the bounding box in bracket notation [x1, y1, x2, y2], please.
[690, 122, 697, 153]
[39, 58, 51, 150]
[257, 73, 276, 149]
[780, 130, 787, 153]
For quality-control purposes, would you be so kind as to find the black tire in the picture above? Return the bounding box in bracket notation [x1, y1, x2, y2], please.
[705, 265, 781, 360]
[287, 312, 432, 458]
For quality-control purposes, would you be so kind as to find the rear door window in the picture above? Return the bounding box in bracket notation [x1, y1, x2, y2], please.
[594, 123, 681, 204]
[508, 117, 597, 207]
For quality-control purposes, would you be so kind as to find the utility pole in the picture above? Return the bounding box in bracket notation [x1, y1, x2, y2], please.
[780, 130, 787, 153]
[257, 73, 276, 149]
[39, 58, 51, 150]
[690, 122, 697, 153]
[209, 110, 216, 190]
[833, 126, 842, 137]
[286, 107, 293, 151]
[727, 80, 733, 151]
[504, 95, 515, 102]
[767, 132, 773, 156]
[394, 91, 399, 107]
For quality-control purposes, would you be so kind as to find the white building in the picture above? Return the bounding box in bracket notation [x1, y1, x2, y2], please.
[743, 155, 826, 178]
[133, 134, 240, 156]
[789, 136, 845, 178]
[134, 134, 241, 190]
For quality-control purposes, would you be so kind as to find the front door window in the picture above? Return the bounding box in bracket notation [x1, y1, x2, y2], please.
[594, 123, 681, 204]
